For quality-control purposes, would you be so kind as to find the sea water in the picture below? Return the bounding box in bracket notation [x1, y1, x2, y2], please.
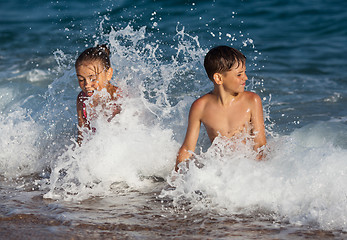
[1, 0, 347, 239]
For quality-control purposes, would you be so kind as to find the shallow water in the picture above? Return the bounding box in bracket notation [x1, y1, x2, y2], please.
[1, 0, 347, 239]
[1, 179, 346, 239]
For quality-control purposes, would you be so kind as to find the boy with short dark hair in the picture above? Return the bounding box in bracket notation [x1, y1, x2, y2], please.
[175, 45, 266, 171]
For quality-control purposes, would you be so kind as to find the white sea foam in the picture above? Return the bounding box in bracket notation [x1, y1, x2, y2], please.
[43, 25, 206, 201]
[161, 122, 347, 231]
[0, 109, 43, 178]
[44, 94, 179, 201]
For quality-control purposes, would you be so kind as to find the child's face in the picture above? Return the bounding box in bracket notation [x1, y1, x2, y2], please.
[76, 61, 113, 97]
[220, 63, 247, 95]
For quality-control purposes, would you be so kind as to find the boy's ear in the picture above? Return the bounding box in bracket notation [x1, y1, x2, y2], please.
[106, 67, 113, 81]
[213, 73, 223, 85]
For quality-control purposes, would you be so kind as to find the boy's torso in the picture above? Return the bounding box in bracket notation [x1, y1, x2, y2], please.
[199, 91, 253, 142]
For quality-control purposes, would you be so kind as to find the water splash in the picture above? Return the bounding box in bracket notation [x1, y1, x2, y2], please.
[0, 109, 43, 178]
[161, 122, 347, 231]
[43, 24, 209, 201]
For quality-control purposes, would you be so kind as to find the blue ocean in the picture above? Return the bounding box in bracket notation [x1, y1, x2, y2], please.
[1, 0, 347, 239]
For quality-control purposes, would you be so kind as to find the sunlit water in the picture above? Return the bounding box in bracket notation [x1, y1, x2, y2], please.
[1, 0, 347, 239]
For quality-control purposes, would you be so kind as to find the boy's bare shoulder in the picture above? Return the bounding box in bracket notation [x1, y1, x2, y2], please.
[191, 92, 214, 110]
[243, 91, 262, 103]
[242, 91, 263, 110]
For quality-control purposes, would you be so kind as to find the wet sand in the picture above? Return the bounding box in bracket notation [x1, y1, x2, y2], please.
[1, 181, 346, 240]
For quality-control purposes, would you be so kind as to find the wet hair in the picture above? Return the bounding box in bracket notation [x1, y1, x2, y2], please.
[204, 45, 246, 81]
[75, 44, 111, 70]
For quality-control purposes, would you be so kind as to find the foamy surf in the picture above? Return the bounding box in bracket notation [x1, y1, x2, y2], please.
[0, 109, 43, 178]
[161, 122, 347, 231]
[44, 94, 179, 201]
[42, 25, 205, 201]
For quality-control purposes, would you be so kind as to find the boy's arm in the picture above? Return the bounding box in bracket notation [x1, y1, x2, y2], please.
[175, 99, 204, 171]
[250, 93, 267, 158]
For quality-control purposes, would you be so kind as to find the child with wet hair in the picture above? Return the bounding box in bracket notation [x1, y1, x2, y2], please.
[175, 45, 266, 171]
[75, 44, 121, 144]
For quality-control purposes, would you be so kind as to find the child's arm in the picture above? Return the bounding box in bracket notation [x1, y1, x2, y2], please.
[175, 99, 204, 171]
[76, 96, 86, 145]
[250, 93, 267, 158]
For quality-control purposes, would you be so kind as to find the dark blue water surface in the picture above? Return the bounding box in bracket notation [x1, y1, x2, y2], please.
[1, 0, 347, 131]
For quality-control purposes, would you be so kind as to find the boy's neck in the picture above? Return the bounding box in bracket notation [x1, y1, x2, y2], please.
[212, 87, 240, 106]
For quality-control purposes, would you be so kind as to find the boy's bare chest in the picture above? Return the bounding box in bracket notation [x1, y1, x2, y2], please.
[201, 104, 251, 137]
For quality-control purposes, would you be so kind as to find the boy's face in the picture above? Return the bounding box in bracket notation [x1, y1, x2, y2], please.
[219, 63, 247, 95]
[76, 60, 113, 97]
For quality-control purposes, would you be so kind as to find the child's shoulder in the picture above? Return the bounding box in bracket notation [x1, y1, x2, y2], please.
[242, 91, 261, 101]
[190, 92, 214, 111]
[193, 92, 214, 103]
[77, 91, 86, 102]
[77, 91, 84, 97]
[241, 91, 263, 109]
[76, 91, 86, 112]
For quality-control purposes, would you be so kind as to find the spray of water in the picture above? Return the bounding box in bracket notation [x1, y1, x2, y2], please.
[0, 109, 43, 178]
[161, 122, 347, 230]
[43, 24, 208, 201]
